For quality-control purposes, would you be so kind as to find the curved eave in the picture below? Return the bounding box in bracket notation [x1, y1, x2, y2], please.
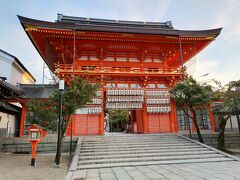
[18, 15, 222, 38]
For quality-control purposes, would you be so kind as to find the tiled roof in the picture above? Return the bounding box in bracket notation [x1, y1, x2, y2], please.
[20, 84, 58, 99]
[0, 80, 24, 99]
[18, 15, 222, 37]
[0, 101, 21, 114]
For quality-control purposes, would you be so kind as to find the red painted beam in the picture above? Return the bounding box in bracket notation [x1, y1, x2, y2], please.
[19, 102, 26, 138]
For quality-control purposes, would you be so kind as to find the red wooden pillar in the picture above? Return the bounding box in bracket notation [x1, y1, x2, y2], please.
[208, 104, 215, 132]
[169, 100, 174, 132]
[131, 110, 135, 133]
[142, 104, 149, 133]
[170, 100, 178, 132]
[99, 88, 105, 135]
[19, 102, 26, 138]
[169, 112, 173, 133]
[99, 113, 104, 134]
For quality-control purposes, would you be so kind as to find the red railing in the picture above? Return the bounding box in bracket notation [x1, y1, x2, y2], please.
[55, 64, 183, 75]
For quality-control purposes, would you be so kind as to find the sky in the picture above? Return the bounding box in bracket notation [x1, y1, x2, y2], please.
[0, 0, 240, 84]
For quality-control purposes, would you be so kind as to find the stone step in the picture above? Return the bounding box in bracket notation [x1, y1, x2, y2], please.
[83, 136, 180, 141]
[84, 134, 176, 137]
[83, 136, 179, 140]
[80, 145, 202, 153]
[77, 157, 233, 170]
[78, 154, 224, 165]
[83, 139, 184, 143]
[79, 150, 216, 160]
[81, 141, 191, 147]
[83, 136, 181, 142]
[79, 147, 207, 156]
[77, 134, 235, 170]
[83, 137, 186, 140]
[80, 142, 196, 150]
[82, 139, 189, 145]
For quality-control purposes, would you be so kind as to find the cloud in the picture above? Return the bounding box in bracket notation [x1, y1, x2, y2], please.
[210, 0, 240, 41]
[193, 58, 240, 85]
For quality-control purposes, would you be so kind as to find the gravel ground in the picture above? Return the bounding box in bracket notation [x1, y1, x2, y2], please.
[0, 152, 70, 180]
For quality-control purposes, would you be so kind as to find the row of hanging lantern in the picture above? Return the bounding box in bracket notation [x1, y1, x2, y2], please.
[107, 89, 145, 96]
[87, 99, 102, 105]
[96, 91, 102, 97]
[145, 90, 169, 97]
[76, 107, 102, 114]
[146, 98, 170, 104]
[147, 106, 171, 113]
[88, 107, 102, 114]
[106, 102, 143, 109]
[78, 90, 103, 114]
[107, 96, 144, 102]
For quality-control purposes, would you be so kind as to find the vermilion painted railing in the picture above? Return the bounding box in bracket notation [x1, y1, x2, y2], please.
[55, 64, 183, 75]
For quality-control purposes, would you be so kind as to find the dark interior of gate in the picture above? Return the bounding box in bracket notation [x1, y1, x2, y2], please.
[18, 14, 221, 135]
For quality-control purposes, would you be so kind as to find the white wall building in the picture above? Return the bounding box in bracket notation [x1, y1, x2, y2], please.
[0, 49, 35, 85]
[0, 49, 35, 137]
[0, 113, 16, 137]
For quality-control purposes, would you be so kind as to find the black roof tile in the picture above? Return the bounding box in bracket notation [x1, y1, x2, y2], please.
[18, 15, 222, 37]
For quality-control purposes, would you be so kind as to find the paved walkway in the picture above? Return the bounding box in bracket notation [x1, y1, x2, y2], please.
[71, 161, 240, 180]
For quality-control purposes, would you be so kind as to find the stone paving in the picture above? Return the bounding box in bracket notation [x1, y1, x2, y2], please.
[71, 161, 240, 180]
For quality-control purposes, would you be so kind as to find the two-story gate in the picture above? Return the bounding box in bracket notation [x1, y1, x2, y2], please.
[18, 14, 221, 135]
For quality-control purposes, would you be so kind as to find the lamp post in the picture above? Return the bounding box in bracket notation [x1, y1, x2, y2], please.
[56, 79, 64, 165]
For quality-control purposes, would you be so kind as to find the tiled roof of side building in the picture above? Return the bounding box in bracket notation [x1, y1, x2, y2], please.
[0, 80, 24, 96]
[0, 101, 21, 114]
[20, 84, 58, 99]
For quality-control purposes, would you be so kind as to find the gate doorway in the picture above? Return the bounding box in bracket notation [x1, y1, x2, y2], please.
[106, 110, 130, 133]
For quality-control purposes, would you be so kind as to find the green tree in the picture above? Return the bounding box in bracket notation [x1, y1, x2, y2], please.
[26, 77, 98, 163]
[212, 80, 240, 151]
[170, 75, 213, 143]
[51, 77, 98, 162]
[26, 100, 57, 131]
[109, 110, 129, 132]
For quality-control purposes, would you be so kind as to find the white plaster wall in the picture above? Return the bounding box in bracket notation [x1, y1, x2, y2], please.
[0, 51, 13, 82]
[10, 62, 35, 85]
[10, 62, 22, 85]
[0, 112, 16, 135]
[0, 51, 35, 85]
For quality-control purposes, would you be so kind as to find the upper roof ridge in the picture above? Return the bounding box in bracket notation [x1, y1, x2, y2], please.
[56, 14, 174, 29]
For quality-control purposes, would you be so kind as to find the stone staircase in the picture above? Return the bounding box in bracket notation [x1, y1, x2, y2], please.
[77, 134, 235, 169]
